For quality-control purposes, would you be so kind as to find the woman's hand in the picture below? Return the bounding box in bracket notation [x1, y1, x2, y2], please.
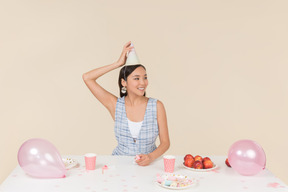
[136, 154, 154, 166]
[116, 41, 134, 67]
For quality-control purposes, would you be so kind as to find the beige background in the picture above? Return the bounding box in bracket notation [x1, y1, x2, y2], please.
[1, 0, 287, 185]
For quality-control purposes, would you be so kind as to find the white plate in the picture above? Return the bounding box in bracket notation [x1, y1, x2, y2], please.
[155, 174, 197, 190]
[62, 158, 78, 169]
[182, 162, 218, 172]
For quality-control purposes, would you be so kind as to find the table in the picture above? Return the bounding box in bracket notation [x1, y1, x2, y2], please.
[1, 156, 287, 192]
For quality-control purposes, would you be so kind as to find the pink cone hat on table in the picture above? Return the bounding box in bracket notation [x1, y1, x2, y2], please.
[125, 43, 141, 65]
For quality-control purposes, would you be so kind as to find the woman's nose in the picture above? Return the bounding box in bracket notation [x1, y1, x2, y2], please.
[139, 78, 145, 85]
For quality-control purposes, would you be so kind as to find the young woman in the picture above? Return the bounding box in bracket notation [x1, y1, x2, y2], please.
[82, 41, 170, 166]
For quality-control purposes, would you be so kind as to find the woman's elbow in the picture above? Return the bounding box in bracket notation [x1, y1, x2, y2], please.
[82, 73, 89, 81]
[167, 141, 170, 150]
[164, 140, 170, 151]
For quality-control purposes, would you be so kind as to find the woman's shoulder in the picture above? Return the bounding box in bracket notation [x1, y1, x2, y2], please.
[117, 96, 125, 102]
[147, 97, 157, 104]
[116, 96, 125, 106]
[148, 97, 165, 107]
[148, 97, 157, 101]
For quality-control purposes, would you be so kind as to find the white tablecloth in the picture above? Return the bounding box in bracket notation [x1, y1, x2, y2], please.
[1, 155, 287, 192]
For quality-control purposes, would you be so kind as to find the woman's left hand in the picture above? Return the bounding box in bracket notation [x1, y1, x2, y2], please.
[136, 154, 153, 166]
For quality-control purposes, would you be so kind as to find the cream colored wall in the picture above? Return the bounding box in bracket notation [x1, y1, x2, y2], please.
[1, 0, 287, 185]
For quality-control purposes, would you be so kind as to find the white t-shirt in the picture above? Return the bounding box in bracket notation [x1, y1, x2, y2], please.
[127, 119, 143, 139]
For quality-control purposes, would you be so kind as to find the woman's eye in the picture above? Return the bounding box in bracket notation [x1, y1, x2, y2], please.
[134, 78, 139, 80]
[144, 77, 148, 79]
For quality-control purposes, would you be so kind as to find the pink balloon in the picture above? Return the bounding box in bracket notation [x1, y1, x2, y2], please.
[228, 140, 266, 176]
[17, 138, 66, 178]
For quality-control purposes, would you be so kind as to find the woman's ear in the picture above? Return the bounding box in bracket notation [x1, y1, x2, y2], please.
[121, 78, 127, 87]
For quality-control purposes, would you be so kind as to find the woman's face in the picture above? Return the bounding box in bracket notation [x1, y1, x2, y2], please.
[124, 67, 148, 96]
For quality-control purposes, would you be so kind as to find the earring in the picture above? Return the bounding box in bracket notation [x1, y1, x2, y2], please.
[121, 86, 127, 94]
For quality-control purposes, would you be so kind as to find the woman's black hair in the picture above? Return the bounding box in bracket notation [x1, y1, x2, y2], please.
[118, 64, 146, 97]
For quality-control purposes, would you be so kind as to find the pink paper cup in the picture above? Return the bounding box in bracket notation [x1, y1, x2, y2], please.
[85, 153, 96, 170]
[163, 155, 175, 173]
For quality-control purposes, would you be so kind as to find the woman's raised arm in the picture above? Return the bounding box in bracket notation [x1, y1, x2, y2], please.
[82, 41, 133, 120]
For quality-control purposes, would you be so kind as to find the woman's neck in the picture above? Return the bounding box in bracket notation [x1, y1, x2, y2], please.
[125, 95, 147, 106]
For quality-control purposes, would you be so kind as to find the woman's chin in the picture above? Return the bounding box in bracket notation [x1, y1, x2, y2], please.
[127, 90, 146, 97]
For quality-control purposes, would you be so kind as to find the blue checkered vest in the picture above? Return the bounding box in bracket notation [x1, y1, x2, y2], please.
[112, 96, 159, 156]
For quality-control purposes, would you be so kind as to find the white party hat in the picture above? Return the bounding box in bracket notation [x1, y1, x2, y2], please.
[125, 43, 141, 65]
